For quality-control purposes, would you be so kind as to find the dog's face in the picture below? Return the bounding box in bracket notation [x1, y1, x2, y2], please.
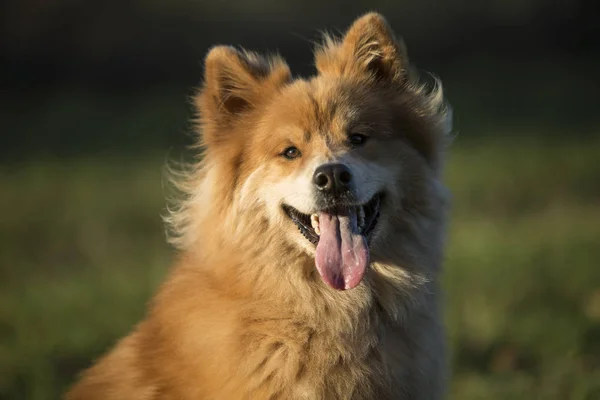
[194, 13, 450, 290]
[242, 81, 401, 290]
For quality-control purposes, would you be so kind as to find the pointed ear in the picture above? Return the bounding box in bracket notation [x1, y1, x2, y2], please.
[196, 46, 291, 146]
[315, 13, 410, 85]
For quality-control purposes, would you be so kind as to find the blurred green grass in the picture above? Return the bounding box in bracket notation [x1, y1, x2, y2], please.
[1, 138, 600, 399]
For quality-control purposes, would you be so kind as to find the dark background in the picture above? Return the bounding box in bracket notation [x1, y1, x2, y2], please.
[1, 1, 599, 399]
[2, 0, 598, 158]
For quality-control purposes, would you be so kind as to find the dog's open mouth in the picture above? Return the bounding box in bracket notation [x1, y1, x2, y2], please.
[282, 193, 383, 291]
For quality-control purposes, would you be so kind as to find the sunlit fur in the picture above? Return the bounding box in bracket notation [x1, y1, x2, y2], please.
[67, 12, 452, 400]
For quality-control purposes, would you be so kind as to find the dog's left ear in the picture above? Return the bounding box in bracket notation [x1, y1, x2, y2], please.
[315, 13, 410, 85]
[196, 46, 291, 147]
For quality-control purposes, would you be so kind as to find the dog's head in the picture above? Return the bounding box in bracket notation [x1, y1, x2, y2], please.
[181, 13, 451, 290]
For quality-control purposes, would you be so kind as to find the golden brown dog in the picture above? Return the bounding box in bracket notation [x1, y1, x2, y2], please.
[67, 12, 452, 400]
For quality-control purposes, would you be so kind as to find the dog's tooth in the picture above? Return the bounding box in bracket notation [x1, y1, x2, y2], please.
[310, 214, 320, 236]
[358, 206, 366, 229]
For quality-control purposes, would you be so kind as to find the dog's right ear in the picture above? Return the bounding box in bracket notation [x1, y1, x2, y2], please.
[315, 13, 410, 86]
[196, 46, 291, 147]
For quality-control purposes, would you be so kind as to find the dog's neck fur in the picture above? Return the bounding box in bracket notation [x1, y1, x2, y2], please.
[169, 193, 443, 398]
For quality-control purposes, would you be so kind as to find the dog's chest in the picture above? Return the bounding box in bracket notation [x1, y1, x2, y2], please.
[238, 315, 397, 399]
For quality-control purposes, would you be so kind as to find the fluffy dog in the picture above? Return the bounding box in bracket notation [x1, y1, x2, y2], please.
[67, 12, 452, 400]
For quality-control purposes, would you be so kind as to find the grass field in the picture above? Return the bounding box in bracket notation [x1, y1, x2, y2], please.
[1, 137, 599, 399]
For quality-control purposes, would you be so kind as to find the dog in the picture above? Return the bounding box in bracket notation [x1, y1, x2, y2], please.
[66, 12, 452, 400]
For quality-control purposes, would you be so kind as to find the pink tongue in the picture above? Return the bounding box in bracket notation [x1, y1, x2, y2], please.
[315, 209, 369, 290]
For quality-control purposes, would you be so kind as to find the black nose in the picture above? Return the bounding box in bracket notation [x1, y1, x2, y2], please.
[313, 164, 353, 193]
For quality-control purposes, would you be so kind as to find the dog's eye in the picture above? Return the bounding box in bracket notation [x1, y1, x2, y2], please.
[349, 133, 368, 147]
[282, 146, 301, 160]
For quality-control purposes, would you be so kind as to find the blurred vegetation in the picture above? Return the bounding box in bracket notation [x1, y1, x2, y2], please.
[1, 0, 599, 399]
[1, 137, 600, 399]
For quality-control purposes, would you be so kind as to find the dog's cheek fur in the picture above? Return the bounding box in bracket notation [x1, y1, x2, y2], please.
[389, 84, 451, 170]
[168, 47, 293, 247]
